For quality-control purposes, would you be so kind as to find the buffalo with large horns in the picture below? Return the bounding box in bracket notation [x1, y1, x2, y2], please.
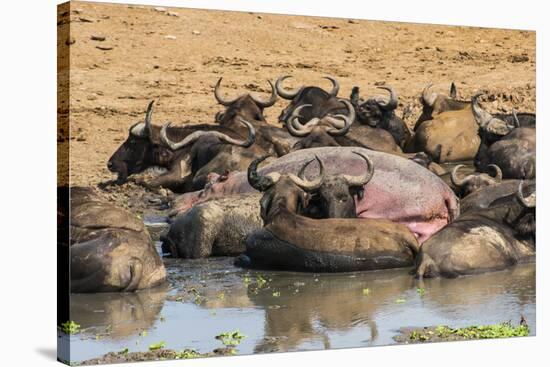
[350, 85, 411, 148]
[236, 154, 420, 272]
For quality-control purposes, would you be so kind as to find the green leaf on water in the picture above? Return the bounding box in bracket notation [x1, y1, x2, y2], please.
[272, 291, 281, 297]
[416, 287, 426, 295]
[362, 288, 371, 296]
[59, 321, 81, 335]
[395, 298, 406, 304]
[149, 341, 166, 351]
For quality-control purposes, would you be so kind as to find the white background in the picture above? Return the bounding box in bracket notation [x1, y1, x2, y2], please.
[0, 0, 547, 366]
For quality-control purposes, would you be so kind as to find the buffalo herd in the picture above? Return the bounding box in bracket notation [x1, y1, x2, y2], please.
[68, 75, 536, 293]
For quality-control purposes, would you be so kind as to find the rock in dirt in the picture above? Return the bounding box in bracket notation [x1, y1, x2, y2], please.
[91, 35, 106, 42]
[96, 45, 114, 51]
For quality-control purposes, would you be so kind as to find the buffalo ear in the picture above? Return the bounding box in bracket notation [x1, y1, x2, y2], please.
[450, 82, 457, 99]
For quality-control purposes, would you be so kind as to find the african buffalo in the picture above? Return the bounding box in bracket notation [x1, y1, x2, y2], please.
[459, 179, 527, 214]
[350, 85, 411, 147]
[160, 193, 263, 258]
[170, 147, 459, 242]
[236, 154, 420, 272]
[285, 100, 356, 150]
[408, 93, 480, 162]
[107, 101, 256, 191]
[275, 75, 346, 124]
[473, 94, 536, 179]
[162, 152, 374, 258]
[159, 116, 267, 190]
[414, 82, 470, 130]
[415, 181, 535, 278]
[214, 78, 298, 156]
[68, 187, 166, 293]
[450, 163, 503, 197]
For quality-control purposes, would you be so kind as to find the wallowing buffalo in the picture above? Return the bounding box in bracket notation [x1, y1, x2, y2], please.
[170, 147, 459, 243]
[472, 94, 536, 179]
[159, 116, 268, 190]
[275, 75, 346, 124]
[450, 163, 503, 197]
[408, 87, 480, 163]
[285, 99, 357, 151]
[350, 85, 411, 148]
[107, 100, 258, 191]
[214, 77, 298, 156]
[68, 187, 166, 293]
[160, 193, 263, 258]
[414, 181, 535, 278]
[236, 154, 420, 272]
[414, 82, 470, 130]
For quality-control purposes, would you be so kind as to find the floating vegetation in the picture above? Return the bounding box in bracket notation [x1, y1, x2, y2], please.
[396, 321, 530, 344]
[175, 349, 202, 359]
[59, 321, 81, 335]
[416, 287, 426, 296]
[272, 291, 281, 297]
[395, 298, 406, 304]
[362, 288, 371, 296]
[149, 341, 166, 351]
[215, 330, 246, 347]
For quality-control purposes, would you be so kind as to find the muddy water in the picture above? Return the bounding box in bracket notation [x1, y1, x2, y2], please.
[67, 229, 535, 363]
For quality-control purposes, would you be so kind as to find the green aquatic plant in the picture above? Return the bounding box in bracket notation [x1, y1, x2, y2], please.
[362, 288, 371, 296]
[140, 330, 148, 337]
[395, 298, 406, 304]
[59, 321, 81, 335]
[436, 322, 529, 339]
[405, 322, 529, 343]
[416, 287, 425, 296]
[256, 275, 267, 288]
[120, 348, 129, 355]
[175, 349, 201, 359]
[215, 330, 246, 347]
[149, 341, 166, 351]
[272, 291, 281, 297]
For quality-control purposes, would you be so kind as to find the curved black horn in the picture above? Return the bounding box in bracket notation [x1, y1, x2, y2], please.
[376, 86, 398, 110]
[130, 100, 155, 139]
[250, 80, 278, 108]
[323, 76, 340, 97]
[214, 77, 239, 106]
[248, 155, 276, 192]
[275, 75, 302, 100]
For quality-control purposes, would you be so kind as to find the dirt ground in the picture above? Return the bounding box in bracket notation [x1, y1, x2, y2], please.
[58, 1, 535, 190]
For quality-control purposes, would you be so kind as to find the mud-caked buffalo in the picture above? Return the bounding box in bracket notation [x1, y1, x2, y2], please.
[68, 187, 166, 293]
[415, 181, 535, 278]
[236, 154, 420, 272]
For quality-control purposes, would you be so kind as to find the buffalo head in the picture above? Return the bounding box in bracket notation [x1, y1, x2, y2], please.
[107, 101, 175, 183]
[451, 164, 503, 197]
[275, 75, 341, 124]
[472, 93, 519, 143]
[248, 155, 324, 223]
[214, 77, 277, 124]
[350, 86, 398, 127]
[300, 151, 374, 218]
[286, 99, 355, 150]
[512, 181, 536, 239]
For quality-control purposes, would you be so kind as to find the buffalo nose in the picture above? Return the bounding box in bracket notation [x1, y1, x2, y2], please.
[107, 161, 113, 170]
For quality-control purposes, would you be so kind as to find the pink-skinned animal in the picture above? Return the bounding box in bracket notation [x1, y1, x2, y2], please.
[168, 147, 459, 243]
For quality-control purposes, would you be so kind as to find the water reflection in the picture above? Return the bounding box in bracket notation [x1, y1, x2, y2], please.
[69, 259, 536, 363]
[70, 284, 168, 339]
